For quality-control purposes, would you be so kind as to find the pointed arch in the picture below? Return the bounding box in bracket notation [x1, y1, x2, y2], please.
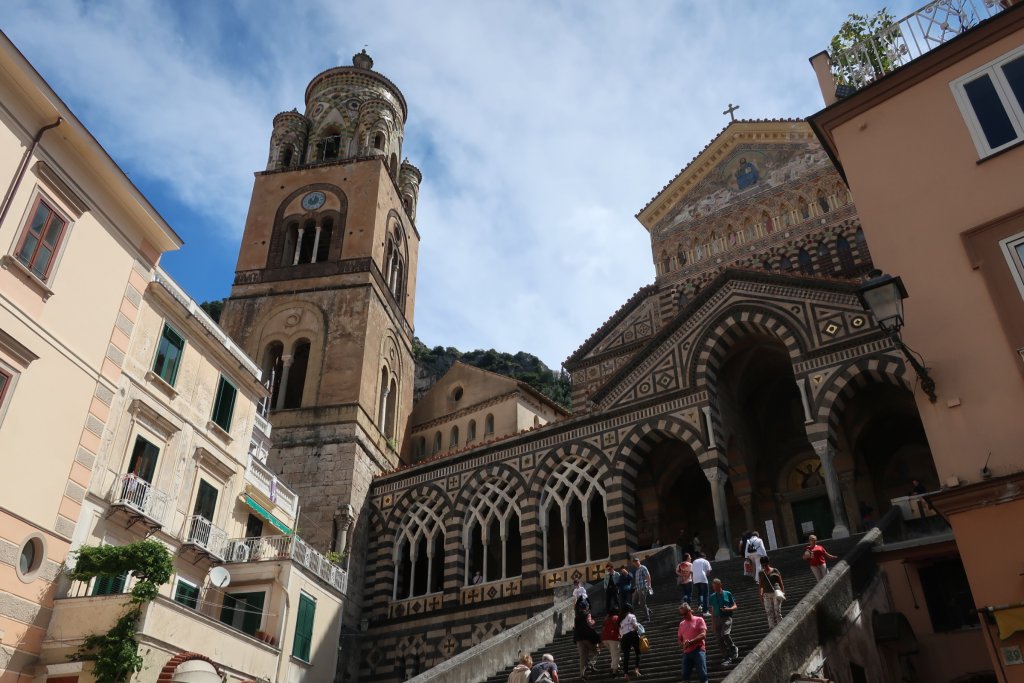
[810, 353, 913, 445]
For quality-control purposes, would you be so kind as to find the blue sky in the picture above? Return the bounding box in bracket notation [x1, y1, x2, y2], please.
[2, 0, 920, 369]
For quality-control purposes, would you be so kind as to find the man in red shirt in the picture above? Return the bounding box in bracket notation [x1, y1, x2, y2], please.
[677, 602, 708, 683]
[803, 534, 838, 582]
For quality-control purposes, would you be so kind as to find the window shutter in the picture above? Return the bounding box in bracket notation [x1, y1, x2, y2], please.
[292, 593, 316, 661]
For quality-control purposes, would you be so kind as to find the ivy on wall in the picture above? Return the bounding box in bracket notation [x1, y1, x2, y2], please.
[67, 540, 174, 683]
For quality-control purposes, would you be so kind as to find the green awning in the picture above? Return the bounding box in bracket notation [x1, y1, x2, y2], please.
[244, 494, 292, 535]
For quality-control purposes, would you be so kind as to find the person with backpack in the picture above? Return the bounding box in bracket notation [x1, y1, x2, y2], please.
[619, 605, 643, 680]
[528, 653, 559, 683]
[676, 552, 694, 606]
[745, 531, 767, 582]
[691, 554, 713, 615]
[708, 578, 740, 667]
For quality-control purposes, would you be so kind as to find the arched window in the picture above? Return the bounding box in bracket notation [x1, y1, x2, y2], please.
[484, 414, 494, 436]
[378, 367, 390, 431]
[465, 478, 522, 584]
[837, 236, 855, 274]
[450, 426, 459, 449]
[533, 415, 540, 428]
[798, 248, 814, 275]
[432, 432, 442, 455]
[281, 222, 299, 267]
[818, 242, 834, 275]
[316, 128, 342, 161]
[541, 456, 608, 569]
[297, 219, 317, 264]
[261, 342, 284, 410]
[678, 291, 689, 308]
[282, 340, 310, 409]
[779, 203, 793, 227]
[817, 190, 830, 214]
[798, 198, 811, 220]
[659, 251, 670, 274]
[281, 146, 294, 168]
[393, 498, 446, 599]
[384, 377, 398, 439]
[467, 420, 477, 443]
[373, 132, 385, 150]
[315, 218, 333, 263]
[415, 437, 426, 460]
[390, 154, 399, 180]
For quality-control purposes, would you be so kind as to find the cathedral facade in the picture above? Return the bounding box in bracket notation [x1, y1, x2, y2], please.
[218, 55, 936, 682]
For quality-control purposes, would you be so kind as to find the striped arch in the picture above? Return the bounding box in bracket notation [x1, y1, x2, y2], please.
[387, 483, 452, 600]
[527, 441, 612, 499]
[156, 653, 223, 682]
[688, 304, 809, 389]
[810, 353, 912, 446]
[612, 415, 706, 555]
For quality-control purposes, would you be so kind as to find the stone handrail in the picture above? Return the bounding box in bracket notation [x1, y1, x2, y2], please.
[724, 508, 899, 683]
[405, 595, 576, 683]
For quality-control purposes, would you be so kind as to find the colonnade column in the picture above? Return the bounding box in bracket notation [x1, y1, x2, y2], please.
[811, 439, 851, 538]
[292, 228, 305, 265]
[703, 465, 733, 560]
[275, 355, 293, 410]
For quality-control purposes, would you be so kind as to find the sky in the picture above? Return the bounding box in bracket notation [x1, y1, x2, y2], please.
[2, 0, 921, 370]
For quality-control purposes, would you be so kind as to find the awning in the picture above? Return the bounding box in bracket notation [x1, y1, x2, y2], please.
[994, 606, 1024, 640]
[244, 494, 291, 535]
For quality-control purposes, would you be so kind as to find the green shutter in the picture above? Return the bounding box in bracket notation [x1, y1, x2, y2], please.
[92, 572, 127, 596]
[292, 593, 316, 661]
[173, 581, 200, 609]
[212, 376, 237, 431]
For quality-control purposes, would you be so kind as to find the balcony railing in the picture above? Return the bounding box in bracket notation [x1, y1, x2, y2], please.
[183, 515, 230, 560]
[829, 0, 1005, 89]
[228, 535, 348, 594]
[113, 474, 172, 526]
[244, 456, 299, 518]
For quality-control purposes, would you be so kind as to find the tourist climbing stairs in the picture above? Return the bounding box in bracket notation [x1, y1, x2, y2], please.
[484, 536, 861, 683]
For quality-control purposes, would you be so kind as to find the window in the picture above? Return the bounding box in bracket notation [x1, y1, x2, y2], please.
[450, 426, 459, 449]
[837, 236, 855, 274]
[541, 456, 609, 569]
[187, 480, 219, 547]
[484, 414, 494, 436]
[432, 431, 442, 454]
[281, 146, 294, 168]
[464, 477, 522, 583]
[174, 579, 200, 609]
[0, 368, 11, 407]
[393, 498, 446, 599]
[92, 572, 128, 596]
[373, 132, 385, 150]
[952, 48, 1024, 156]
[14, 196, 68, 281]
[16, 534, 45, 582]
[245, 513, 264, 539]
[798, 248, 814, 275]
[152, 324, 185, 386]
[127, 436, 159, 483]
[467, 420, 477, 443]
[211, 376, 237, 432]
[999, 231, 1024, 300]
[220, 591, 265, 636]
[919, 558, 977, 632]
[292, 592, 316, 662]
[193, 480, 218, 522]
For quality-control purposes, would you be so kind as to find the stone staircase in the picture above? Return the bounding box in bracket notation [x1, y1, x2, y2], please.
[483, 537, 862, 683]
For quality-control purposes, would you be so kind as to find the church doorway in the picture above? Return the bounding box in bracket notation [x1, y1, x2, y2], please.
[716, 332, 817, 546]
[633, 438, 713, 553]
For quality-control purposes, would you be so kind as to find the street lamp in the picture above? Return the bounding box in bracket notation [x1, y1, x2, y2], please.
[856, 271, 937, 402]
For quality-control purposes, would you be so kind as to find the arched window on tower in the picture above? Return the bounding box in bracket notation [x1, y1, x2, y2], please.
[837, 235, 855, 274]
[415, 437, 426, 460]
[449, 426, 459, 450]
[432, 431, 442, 454]
[798, 248, 814, 275]
[282, 340, 310, 409]
[262, 342, 284, 410]
[484, 413, 494, 437]
[393, 498, 446, 599]
[316, 128, 342, 161]
[390, 154, 399, 180]
[464, 478, 522, 584]
[378, 367, 394, 435]
[281, 222, 299, 267]
[373, 132, 385, 150]
[297, 219, 317, 264]
[281, 146, 294, 168]
[384, 377, 398, 439]
[818, 242, 834, 275]
[541, 456, 609, 569]
[467, 420, 477, 444]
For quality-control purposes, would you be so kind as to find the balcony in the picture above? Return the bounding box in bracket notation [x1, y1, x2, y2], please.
[110, 474, 172, 530]
[44, 594, 279, 680]
[825, 0, 1005, 91]
[244, 455, 298, 521]
[182, 515, 230, 561]
[228, 535, 348, 594]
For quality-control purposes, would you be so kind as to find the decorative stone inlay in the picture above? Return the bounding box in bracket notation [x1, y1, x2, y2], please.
[460, 577, 522, 605]
[389, 592, 444, 619]
[541, 561, 605, 590]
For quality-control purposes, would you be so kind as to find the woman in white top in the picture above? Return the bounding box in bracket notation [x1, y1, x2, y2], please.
[618, 605, 642, 679]
[745, 532, 767, 582]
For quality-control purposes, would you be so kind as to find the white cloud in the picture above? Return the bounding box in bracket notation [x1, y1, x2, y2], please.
[2, 0, 923, 369]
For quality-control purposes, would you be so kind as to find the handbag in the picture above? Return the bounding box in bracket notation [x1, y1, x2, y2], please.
[639, 635, 651, 654]
[763, 568, 785, 602]
[803, 548, 813, 561]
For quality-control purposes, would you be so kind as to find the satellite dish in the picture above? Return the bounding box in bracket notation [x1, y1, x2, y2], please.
[209, 566, 231, 588]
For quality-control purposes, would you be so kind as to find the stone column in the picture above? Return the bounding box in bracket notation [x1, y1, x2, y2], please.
[334, 503, 355, 555]
[703, 466, 733, 560]
[311, 225, 322, 263]
[275, 355, 293, 410]
[737, 493, 755, 532]
[811, 440, 851, 538]
[292, 227, 305, 265]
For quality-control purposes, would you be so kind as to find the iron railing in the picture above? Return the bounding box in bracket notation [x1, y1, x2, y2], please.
[183, 515, 230, 560]
[244, 456, 298, 518]
[113, 474, 172, 526]
[227, 535, 348, 594]
[830, 0, 1004, 89]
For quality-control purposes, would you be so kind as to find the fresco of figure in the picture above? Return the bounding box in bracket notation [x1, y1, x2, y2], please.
[736, 157, 759, 190]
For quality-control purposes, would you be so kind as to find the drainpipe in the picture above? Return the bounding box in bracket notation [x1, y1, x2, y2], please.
[0, 117, 62, 227]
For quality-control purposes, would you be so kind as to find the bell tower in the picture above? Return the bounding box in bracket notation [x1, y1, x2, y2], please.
[220, 49, 421, 609]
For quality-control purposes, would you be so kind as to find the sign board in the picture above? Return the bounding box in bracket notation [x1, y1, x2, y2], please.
[801, 521, 815, 534]
[1002, 645, 1023, 666]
